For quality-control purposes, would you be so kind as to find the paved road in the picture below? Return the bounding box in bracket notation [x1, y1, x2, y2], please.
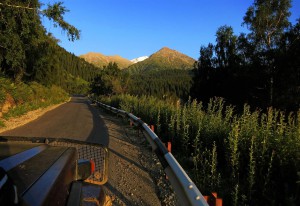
[0, 96, 167, 205]
[0, 96, 109, 146]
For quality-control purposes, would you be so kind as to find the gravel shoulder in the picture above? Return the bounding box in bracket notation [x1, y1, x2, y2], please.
[97, 108, 177, 206]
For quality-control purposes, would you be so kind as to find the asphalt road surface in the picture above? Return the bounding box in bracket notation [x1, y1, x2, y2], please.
[0, 96, 174, 205]
[0, 96, 109, 146]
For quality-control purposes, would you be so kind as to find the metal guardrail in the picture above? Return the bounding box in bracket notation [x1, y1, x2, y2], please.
[95, 100, 209, 206]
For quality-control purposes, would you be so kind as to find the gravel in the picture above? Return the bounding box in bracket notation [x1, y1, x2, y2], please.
[98, 109, 177, 206]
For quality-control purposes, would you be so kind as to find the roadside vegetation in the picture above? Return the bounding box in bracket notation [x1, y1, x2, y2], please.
[99, 94, 300, 205]
[0, 77, 68, 127]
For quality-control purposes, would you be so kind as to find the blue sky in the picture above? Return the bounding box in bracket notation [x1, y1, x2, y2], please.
[40, 0, 300, 60]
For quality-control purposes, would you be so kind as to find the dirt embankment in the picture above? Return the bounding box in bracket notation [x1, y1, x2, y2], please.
[0, 94, 16, 118]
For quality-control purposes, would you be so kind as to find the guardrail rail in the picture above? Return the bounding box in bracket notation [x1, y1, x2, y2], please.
[94, 100, 209, 206]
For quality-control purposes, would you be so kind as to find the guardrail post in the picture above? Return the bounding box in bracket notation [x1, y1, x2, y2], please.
[150, 125, 155, 132]
[216, 198, 222, 206]
[167, 141, 171, 152]
[204, 192, 222, 206]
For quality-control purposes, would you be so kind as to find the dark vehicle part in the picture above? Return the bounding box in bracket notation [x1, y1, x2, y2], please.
[0, 167, 18, 205]
[0, 136, 108, 206]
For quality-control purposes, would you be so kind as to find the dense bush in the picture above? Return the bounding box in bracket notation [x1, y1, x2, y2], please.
[0, 77, 69, 123]
[99, 94, 300, 205]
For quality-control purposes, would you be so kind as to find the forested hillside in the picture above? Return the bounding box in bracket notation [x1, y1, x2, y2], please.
[91, 48, 195, 100]
[0, 0, 100, 94]
[127, 69, 193, 100]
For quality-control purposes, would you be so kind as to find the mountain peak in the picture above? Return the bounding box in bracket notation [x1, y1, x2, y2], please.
[152, 47, 187, 58]
[160, 46, 172, 50]
[156, 47, 175, 53]
[79, 52, 133, 69]
[127, 47, 195, 73]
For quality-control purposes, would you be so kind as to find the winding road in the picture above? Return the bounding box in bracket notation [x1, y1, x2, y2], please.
[0, 96, 109, 146]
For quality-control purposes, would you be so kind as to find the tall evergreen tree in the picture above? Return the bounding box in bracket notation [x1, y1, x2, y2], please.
[215, 25, 238, 69]
[275, 19, 300, 110]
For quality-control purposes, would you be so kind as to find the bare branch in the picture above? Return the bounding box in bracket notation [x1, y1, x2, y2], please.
[269, 11, 284, 37]
[0, 2, 40, 11]
[0, 2, 80, 41]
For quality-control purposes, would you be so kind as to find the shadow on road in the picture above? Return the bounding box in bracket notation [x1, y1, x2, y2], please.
[104, 182, 134, 205]
[86, 102, 109, 147]
[108, 148, 148, 173]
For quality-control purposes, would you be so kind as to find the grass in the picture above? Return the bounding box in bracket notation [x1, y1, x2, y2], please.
[99, 94, 300, 205]
[0, 77, 69, 125]
[0, 119, 5, 127]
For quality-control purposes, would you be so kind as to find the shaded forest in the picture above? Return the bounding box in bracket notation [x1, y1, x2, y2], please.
[91, 63, 193, 100]
[128, 69, 193, 100]
[191, 1, 300, 112]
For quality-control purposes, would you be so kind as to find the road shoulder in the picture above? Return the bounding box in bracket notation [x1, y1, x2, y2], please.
[97, 108, 176, 206]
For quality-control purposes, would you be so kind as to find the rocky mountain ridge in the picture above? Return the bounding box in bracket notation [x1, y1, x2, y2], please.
[80, 47, 195, 72]
[79, 52, 133, 69]
[127, 47, 196, 73]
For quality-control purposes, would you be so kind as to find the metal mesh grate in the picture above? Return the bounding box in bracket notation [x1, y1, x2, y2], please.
[49, 140, 108, 185]
[0, 136, 108, 185]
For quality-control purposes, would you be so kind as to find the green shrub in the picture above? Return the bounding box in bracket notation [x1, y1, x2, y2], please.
[0, 78, 68, 120]
[99, 94, 300, 205]
[0, 119, 5, 127]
